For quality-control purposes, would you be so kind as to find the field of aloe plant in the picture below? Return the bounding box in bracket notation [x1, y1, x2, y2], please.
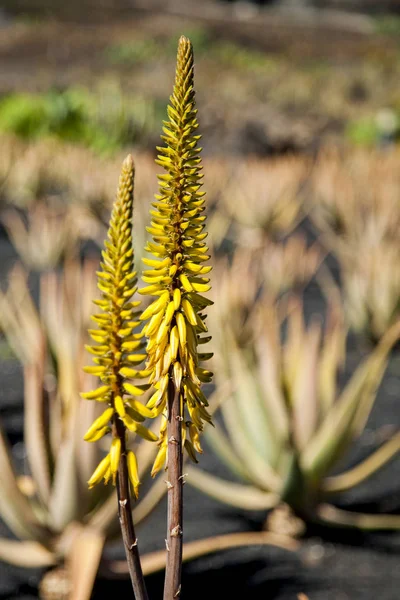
[1, 4, 400, 600]
[1, 133, 399, 598]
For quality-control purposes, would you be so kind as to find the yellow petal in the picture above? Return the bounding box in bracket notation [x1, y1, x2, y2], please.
[80, 385, 110, 400]
[88, 454, 111, 488]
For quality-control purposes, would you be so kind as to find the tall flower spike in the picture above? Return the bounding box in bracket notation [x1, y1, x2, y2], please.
[139, 36, 213, 476]
[81, 155, 157, 495]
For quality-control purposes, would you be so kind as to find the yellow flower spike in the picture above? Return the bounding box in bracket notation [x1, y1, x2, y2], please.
[173, 288, 181, 310]
[123, 417, 159, 442]
[83, 407, 115, 440]
[139, 35, 213, 471]
[85, 426, 111, 443]
[139, 284, 164, 295]
[127, 451, 140, 498]
[170, 326, 179, 360]
[146, 389, 162, 409]
[127, 398, 155, 419]
[142, 257, 172, 268]
[114, 395, 126, 418]
[82, 155, 157, 492]
[151, 442, 168, 478]
[179, 273, 194, 292]
[176, 312, 187, 348]
[188, 421, 203, 454]
[173, 361, 183, 389]
[139, 292, 169, 321]
[164, 301, 176, 325]
[184, 439, 199, 463]
[144, 309, 167, 337]
[162, 344, 173, 374]
[156, 318, 169, 345]
[88, 454, 111, 489]
[83, 365, 108, 376]
[110, 438, 122, 481]
[123, 382, 149, 396]
[85, 344, 109, 355]
[181, 298, 198, 326]
[80, 385, 111, 400]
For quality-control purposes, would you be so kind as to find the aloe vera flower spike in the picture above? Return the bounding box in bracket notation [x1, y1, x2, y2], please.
[139, 35, 213, 475]
[139, 36, 213, 599]
[81, 155, 153, 600]
[81, 154, 156, 491]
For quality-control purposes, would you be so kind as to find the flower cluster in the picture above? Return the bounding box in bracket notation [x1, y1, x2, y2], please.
[81, 155, 157, 495]
[139, 36, 213, 475]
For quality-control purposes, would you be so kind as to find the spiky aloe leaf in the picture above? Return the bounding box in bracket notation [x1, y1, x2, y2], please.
[303, 321, 400, 483]
[0, 539, 56, 568]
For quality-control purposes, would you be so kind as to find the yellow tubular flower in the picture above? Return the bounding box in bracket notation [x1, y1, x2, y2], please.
[139, 36, 213, 475]
[82, 155, 156, 490]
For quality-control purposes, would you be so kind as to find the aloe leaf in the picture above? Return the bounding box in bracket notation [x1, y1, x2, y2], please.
[75, 400, 102, 502]
[0, 538, 56, 568]
[217, 325, 282, 490]
[185, 466, 278, 510]
[318, 304, 345, 415]
[48, 435, 80, 531]
[282, 298, 305, 392]
[89, 474, 167, 538]
[0, 426, 50, 543]
[24, 361, 52, 506]
[303, 321, 400, 481]
[132, 475, 168, 525]
[67, 527, 105, 600]
[318, 503, 400, 530]
[134, 416, 161, 475]
[255, 305, 289, 451]
[291, 321, 321, 450]
[106, 530, 298, 577]
[87, 489, 119, 537]
[229, 341, 280, 469]
[204, 421, 256, 484]
[220, 389, 280, 492]
[322, 431, 400, 494]
[1, 265, 42, 362]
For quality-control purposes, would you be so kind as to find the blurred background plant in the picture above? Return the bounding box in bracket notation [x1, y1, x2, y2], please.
[208, 156, 309, 251]
[188, 292, 400, 534]
[0, 260, 166, 599]
[0, 83, 163, 156]
[310, 145, 400, 342]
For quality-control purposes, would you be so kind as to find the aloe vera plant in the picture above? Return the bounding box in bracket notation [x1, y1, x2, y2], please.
[310, 146, 400, 341]
[0, 261, 165, 599]
[188, 296, 400, 531]
[212, 155, 308, 250]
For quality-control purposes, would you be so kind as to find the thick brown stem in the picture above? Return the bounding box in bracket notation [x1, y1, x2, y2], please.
[115, 417, 149, 600]
[163, 379, 183, 600]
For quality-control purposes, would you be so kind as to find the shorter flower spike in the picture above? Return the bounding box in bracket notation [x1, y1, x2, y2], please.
[82, 154, 157, 490]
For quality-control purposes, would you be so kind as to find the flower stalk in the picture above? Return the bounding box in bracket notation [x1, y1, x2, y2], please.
[82, 155, 154, 600]
[164, 379, 183, 600]
[139, 36, 213, 599]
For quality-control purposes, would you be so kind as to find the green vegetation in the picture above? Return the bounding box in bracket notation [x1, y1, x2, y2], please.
[105, 27, 273, 73]
[105, 27, 212, 66]
[374, 15, 400, 37]
[0, 84, 165, 154]
[346, 116, 381, 147]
